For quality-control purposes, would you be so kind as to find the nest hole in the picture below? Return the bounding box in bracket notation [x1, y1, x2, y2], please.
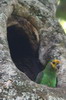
[7, 19, 44, 81]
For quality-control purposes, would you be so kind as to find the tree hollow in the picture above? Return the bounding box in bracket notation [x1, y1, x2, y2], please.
[7, 19, 44, 81]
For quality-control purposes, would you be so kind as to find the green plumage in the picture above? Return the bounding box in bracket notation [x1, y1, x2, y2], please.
[36, 62, 57, 87]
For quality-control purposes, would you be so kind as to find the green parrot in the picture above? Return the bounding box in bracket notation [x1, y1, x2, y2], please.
[36, 59, 61, 88]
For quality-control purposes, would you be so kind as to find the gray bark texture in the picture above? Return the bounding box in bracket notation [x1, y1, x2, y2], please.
[0, 0, 66, 100]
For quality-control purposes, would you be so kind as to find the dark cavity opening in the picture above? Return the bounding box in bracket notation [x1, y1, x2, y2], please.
[7, 24, 44, 81]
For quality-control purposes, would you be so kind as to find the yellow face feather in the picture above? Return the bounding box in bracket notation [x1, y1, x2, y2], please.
[50, 59, 61, 69]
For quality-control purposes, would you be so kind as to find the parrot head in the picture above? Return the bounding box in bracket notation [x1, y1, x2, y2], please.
[50, 59, 61, 70]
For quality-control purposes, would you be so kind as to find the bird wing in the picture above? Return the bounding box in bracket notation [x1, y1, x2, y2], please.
[35, 70, 44, 83]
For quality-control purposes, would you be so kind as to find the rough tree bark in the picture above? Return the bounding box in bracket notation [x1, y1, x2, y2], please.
[0, 0, 66, 100]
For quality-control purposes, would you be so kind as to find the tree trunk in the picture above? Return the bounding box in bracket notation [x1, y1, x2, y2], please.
[0, 0, 66, 99]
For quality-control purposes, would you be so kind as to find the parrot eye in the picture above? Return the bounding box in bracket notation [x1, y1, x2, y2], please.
[52, 62, 55, 64]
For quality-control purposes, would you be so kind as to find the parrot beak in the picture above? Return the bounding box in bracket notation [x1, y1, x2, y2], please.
[56, 64, 60, 69]
[56, 60, 61, 70]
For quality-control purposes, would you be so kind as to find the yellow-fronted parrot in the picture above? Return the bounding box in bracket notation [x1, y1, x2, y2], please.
[36, 59, 61, 87]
